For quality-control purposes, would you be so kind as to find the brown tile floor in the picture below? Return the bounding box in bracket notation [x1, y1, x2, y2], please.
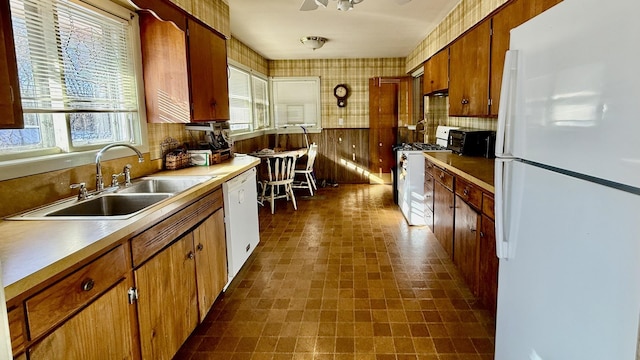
[174, 184, 495, 360]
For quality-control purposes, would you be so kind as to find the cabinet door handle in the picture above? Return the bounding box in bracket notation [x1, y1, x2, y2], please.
[480, 231, 485, 238]
[461, 98, 470, 105]
[81, 278, 95, 292]
[187, 251, 195, 260]
[469, 227, 477, 233]
[9, 86, 14, 104]
[196, 243, 204, 251]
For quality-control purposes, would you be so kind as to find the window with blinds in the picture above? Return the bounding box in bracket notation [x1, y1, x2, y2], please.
[228, 64, 270, 134]
[271, 77, 321, 130]
[0, 0, 141, 158]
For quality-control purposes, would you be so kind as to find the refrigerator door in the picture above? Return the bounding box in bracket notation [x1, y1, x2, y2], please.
[502, 0, 640, 188]
[494, 160, 640, 359]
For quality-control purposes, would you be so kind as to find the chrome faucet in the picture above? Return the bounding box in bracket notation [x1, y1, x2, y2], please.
[95, 144, 144, 191]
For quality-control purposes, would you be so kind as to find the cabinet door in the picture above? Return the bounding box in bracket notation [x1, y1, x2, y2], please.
[135, 235, 198, 360]
[0, 0, 23, 129]
[433, 181, 454, 259]
[453, 196, 480, 294]
[188, 19, 229, 122]
[449, 21, 491, 117]
[193, 209, 227, 322]
[423, 48, 449, 95]
[139, 11, 190, 123]
[29, 281, 134, 360]
[490, 0, 562, 116]
[478, 214, 498, 315]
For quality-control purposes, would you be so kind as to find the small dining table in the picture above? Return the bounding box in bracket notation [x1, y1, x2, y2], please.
[248, 148, 308, 206]
[248, 147, 308, 159]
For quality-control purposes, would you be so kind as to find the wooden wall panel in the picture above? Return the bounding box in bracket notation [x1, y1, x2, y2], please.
[233, 129, 371, 184]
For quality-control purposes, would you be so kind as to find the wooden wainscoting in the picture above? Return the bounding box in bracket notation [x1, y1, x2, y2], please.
[233, 129, 373, 184]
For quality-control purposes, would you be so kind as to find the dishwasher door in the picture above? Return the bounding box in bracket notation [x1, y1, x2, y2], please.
[222, 167, 260, 288]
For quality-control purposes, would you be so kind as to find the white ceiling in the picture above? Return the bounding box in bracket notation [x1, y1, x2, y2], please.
[228, 0, 461, 60]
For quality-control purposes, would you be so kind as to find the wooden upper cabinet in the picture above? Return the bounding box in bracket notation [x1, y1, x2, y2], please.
[135, 0, 229, 123]
[139, 11, 190, 123]
[0, 0, 23, 129]
[449, 20, 491, 117]
[187, 18, 230, 122]
[423, 48, 449, 95]
[490, 0, 563, 116]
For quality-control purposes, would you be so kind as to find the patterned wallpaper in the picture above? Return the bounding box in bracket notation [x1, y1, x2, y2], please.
[405, 0, 508, 73]
[424, 96, 497, 143]
[228, 37, 269, 75]
[168, 0, 230, 38]
[269, 58, 406, 129]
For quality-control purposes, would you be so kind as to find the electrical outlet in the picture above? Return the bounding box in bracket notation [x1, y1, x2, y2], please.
[338, 118, 344, 126]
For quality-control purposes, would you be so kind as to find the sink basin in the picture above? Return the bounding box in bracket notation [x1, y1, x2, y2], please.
[46, 194, 171, 217]
[116, 176, 212, 194]
[6, 176, 214, 220]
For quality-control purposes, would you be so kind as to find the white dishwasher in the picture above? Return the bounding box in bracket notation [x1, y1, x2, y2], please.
[222, 167, 260, 288]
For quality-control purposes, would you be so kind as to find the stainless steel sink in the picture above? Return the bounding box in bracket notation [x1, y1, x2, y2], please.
[116, 176, 212, 194]
[46, 194, 171, 217]
[7, 175, 214, 220]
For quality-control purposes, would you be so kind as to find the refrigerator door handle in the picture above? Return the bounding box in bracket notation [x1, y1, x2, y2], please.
[495, 158, 516, 259]
[496, 50, 519, 158]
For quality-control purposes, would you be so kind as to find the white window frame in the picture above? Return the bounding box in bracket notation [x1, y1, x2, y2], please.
[0, 0, 148, 181]
[270, 76, 322, 134]
[227, 61, 270, 139]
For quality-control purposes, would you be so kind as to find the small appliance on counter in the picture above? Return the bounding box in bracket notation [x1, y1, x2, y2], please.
[447, 128, 496, 157]
[185, 121, 233, 164]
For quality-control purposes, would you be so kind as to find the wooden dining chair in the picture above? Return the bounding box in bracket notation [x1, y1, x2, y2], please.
[293, 143, 318, 196]
[259, 155, 298, 214]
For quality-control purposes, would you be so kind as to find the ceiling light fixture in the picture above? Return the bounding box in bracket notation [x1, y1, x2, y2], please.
[300, 36, 327, 50]
[337, 0, 353, 11]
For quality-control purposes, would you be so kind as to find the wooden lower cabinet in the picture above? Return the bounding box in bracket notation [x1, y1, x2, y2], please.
[29, 280, 135, 360]
[135, 234, 198, 360]
[478, 214, 499, 315]
[453, 196, 480, 294]
[135, 208, 227, 360]
[433, 181, 455, 258]
[193, 208, 228, 322]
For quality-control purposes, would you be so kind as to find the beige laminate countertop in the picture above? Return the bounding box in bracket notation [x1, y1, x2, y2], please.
[423, 152, 495, 193]
[0, 155, 260, 301]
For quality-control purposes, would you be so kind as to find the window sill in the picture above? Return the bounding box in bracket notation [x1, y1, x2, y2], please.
[0, 143, 149, 182]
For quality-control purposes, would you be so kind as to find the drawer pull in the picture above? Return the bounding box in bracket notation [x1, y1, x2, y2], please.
[81, 279, 95, 292]
[196, 243, 204, 251]
[463, 188, 470, 196]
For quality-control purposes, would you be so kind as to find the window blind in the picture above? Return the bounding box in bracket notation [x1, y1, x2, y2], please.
[228, 66, 252, 131]
[10, 0, 137, 113]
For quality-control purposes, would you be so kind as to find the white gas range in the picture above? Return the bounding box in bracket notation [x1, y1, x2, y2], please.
[396, 126, 458, 225]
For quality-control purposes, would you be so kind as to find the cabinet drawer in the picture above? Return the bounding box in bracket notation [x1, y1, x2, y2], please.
[131, 188, 222, 266]
[424, 174, 434, 211]
[425, 159, 435, 176]
[26, 245, 127, 339]
[482, 193, 495, 220]
[8, 306, 25, 355]
[433, 166, 454, 191]
[455, 177, 482, 210]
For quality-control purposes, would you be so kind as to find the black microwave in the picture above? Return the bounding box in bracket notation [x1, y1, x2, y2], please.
[447, 129, 496, 158]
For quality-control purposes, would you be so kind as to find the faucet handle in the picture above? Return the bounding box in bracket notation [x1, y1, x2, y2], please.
[123, 164, 132, 186]
[70, 182, 89, 200]
[111, 173, 124, 187]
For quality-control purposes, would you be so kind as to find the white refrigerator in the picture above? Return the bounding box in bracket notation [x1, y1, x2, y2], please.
[494, 0, 640, 359]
